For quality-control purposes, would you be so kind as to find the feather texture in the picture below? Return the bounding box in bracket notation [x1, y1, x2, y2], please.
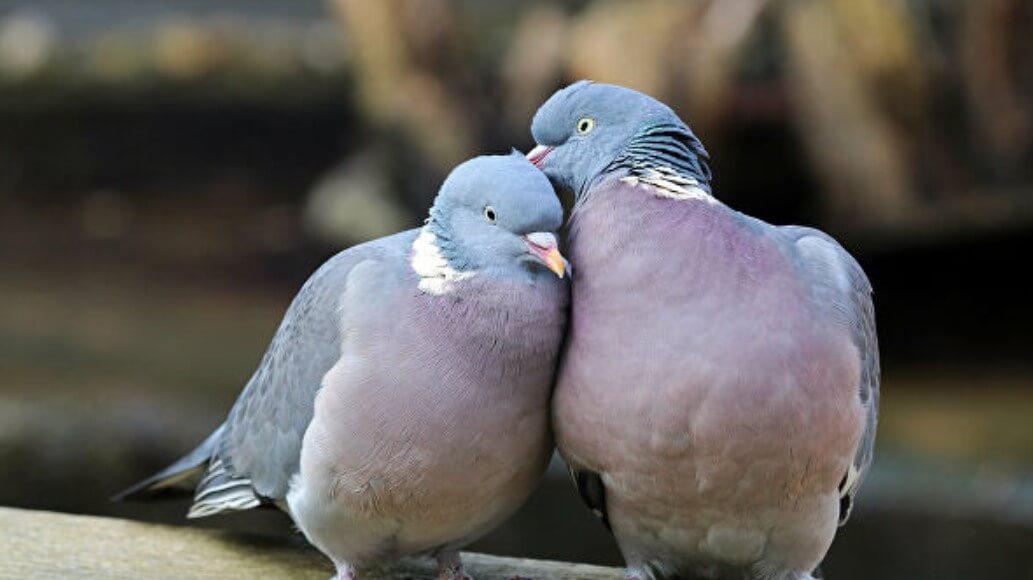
[116, 154, 568, 580]
[186, 457, 261, 518]
[782, 226, 880, 526]
[530, 82, 879, 580]
[605, 122, 712, 193]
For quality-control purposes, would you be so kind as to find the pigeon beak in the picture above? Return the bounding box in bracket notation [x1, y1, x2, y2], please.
[523, 232, 566, 278]
[526, 145, 554, 168]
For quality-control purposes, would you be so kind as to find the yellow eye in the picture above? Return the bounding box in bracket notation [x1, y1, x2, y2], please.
[576, 117, 596, 134]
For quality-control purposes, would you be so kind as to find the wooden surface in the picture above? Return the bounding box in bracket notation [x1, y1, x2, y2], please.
[0, 507, 621, 579]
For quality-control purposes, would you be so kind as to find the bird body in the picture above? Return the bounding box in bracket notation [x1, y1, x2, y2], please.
[529, 82, 878, 580]
[289, 261, 564, 571]
[557, 178, 864, 578]
[118, 154, 570, 580]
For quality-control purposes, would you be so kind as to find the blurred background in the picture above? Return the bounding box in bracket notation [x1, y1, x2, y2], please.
[1, 0, 1032, 578]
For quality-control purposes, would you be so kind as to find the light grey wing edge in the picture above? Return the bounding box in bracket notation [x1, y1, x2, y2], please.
[210, 230, 418, 506]
[781, 225, 880, 526]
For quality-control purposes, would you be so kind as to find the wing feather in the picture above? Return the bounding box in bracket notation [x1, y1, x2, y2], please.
[219, 233, 414, 503]
[783, 226, 880, 525]
[116, 231, 417, 518]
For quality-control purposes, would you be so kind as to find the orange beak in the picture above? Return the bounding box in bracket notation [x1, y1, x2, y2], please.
[523, 232, 567, 278]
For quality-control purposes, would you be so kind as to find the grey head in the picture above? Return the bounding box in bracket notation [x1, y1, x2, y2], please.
[425, 152, 567, 279]
[528, 81, 711, 201]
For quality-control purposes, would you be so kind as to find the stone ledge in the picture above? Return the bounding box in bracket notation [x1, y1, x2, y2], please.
[0, 506, 622, 579]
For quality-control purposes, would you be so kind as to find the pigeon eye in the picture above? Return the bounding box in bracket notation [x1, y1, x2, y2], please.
[576, 117, 596, 134]
[484, 206, 497, 223]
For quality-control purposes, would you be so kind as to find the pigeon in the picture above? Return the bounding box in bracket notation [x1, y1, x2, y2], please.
[526, 81, 879, 580]
[116, 153, 570, 580]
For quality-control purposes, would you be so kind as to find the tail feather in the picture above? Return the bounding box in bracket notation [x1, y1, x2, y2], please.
[186, 456, 261, 518]
[111, 425, 224, 502]
[113, 423, 264, 518]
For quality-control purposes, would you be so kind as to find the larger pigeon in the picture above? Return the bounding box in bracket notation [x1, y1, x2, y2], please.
[117, 153, 570, 580]
[527, 82, 879, 580]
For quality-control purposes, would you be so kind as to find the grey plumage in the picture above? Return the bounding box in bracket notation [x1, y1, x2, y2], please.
[116, 237, 399, 513]
[605, 122, 711, 193]
[782, 226, 880, 525]
[205, 242, 390, 515]
[111, 425, 224, 501]
[529, 82, 879, 580]
[118, 153, 570, 580]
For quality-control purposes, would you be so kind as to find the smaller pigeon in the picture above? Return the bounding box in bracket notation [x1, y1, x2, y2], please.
[116, 153, 570, 580]
[527, 82, 879, 580]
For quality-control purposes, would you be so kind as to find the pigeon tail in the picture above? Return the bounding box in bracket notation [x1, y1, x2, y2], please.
[111, 424, 224, 502]
[185, 455, 261, 518]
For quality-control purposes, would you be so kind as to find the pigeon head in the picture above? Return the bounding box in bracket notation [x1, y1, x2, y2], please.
[527, 81, 711, 200]
[421, 152, 567, 283]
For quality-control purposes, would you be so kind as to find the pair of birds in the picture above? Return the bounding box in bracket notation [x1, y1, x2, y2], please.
[119, 82, 879, 580]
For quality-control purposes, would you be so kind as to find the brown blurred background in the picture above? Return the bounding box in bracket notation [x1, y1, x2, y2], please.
[1, 1, 1032, 578]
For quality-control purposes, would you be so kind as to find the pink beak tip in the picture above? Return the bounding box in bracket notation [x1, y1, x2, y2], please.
[526, 145, 554, 168]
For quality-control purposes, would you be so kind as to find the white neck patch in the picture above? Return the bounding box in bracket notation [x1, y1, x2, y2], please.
[621, 164, 717, 205]
[410, 226, 475, 295]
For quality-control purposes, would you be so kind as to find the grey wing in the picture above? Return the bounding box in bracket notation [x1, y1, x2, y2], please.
[188, 232, 415, 518]
[782, 225, 880, 526]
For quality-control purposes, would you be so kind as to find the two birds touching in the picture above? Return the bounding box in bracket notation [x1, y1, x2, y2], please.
[118, 82, 879, 580]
